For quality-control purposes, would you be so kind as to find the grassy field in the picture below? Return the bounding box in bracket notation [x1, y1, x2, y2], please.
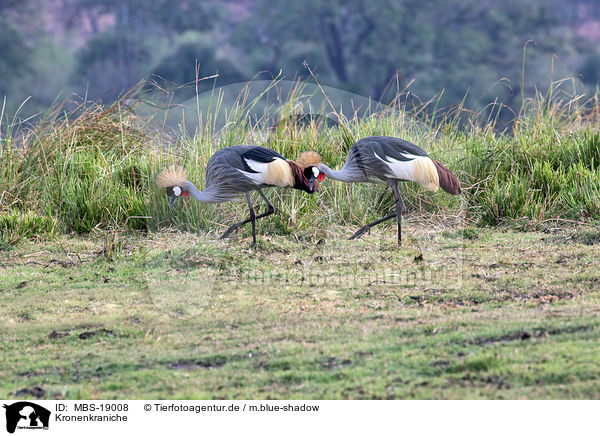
[1, 222, 599, 399]
[1, 81, 600, 399]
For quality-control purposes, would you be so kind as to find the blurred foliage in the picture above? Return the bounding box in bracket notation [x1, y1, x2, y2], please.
[152, 31, 245, 87]
[75, 31, 153, 100]
[0, 0, 34, 99]
[234, 0, 579, 109]
[1, 0, 600, 117]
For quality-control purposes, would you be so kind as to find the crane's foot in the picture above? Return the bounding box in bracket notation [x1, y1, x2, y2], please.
[349, 225, 371, 240]
[220, 223, 242, 239]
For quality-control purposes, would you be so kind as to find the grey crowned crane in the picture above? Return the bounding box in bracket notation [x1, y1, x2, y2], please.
[316, 136, 461, 246]
[156, 145, 325, 245]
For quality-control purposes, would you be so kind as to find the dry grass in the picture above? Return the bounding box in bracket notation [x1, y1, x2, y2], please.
[0, 225, 598, 399]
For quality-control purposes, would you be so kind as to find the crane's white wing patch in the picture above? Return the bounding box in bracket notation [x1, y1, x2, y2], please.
[374, 152, 439, 191]
[239, 156, 277, 185]
[374, 152, 419, 181]
[238, 157, 293, 187]
[244, 158, 272, 174]
[238, 166, 267, 185]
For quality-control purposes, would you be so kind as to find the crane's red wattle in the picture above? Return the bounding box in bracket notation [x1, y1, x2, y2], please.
[317, 173, 325, 181]
[182, 191, 189, 197]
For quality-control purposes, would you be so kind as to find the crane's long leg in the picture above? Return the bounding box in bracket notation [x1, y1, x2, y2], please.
[220, 193, 256, 244]
[389, 181, 406, 246]
[248, 193, 257, 245]
[348, 213, 396, 240]
[349, 180, 406, 244]
[220, 188, 275, 243]
[255, 187, 276, 217]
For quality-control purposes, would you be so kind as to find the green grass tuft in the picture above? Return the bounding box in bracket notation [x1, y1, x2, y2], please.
[0, 210, 57, 248]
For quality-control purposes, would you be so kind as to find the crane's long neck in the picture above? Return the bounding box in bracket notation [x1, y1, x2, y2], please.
[183, 181, 216, 203]
[318, 163, 360, 182]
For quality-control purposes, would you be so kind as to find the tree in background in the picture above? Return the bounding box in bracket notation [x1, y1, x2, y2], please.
[152, 31, 245, 88]
[72, 0, 222, 101]
[0, 1, 34, 105]
[234, 0, 580, 111]
[2, 0, 600, 117]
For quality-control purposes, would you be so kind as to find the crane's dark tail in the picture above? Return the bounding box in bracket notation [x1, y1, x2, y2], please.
[431, 159, 461, 195]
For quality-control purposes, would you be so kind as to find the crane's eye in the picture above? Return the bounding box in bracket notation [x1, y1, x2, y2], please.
[304, 166, 321, 180]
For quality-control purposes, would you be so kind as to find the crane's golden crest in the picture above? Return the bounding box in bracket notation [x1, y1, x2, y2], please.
[156, 165, 187, 188]
[296, 151, 322, 169]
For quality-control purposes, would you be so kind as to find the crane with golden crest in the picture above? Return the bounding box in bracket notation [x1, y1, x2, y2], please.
[315, 136, 461, 246]
[156, 145, 325, 245]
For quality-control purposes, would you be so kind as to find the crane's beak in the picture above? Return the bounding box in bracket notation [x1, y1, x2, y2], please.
[308, 176, 316, 192]
[169, 193, 177, 207]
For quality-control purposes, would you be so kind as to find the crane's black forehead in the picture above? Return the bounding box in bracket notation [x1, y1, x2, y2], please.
[165, 186, 174, 196]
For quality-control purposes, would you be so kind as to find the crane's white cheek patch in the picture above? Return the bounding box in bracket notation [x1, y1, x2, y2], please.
[173, 186, 182, 196]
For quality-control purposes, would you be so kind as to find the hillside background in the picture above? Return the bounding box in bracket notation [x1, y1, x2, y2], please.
[2, 0, 600, 119]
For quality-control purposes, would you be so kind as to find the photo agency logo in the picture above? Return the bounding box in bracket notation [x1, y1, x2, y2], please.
[2, 402, 50, 434]
[137, 78, 465, 317]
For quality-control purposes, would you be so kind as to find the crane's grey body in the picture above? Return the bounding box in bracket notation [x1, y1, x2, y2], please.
[318, 136, 430, 184]
[182, 145, 287, 203]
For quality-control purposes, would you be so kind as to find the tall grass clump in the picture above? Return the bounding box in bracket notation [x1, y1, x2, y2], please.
[2, 77, 600, 245]
[461, 90, 600, 225]
[1, 89, 157, 238]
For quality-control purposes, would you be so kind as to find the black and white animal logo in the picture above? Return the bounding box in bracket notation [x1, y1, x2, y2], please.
[3, 402, 50, 434]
